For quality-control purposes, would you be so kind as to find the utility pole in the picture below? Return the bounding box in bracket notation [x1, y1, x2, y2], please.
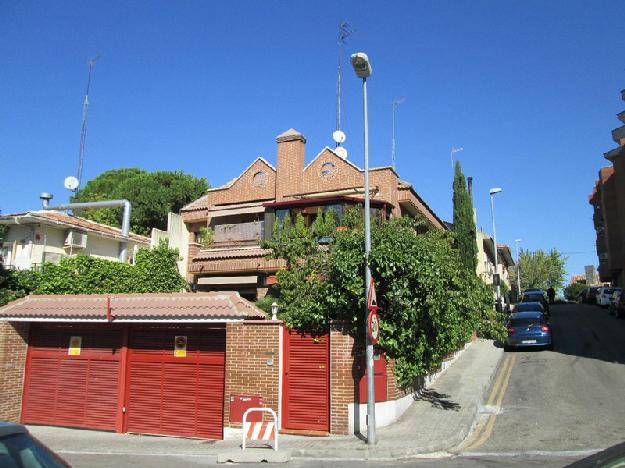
[335, 22, 352, 146]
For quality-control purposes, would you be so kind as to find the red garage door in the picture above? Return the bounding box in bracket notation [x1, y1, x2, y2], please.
[125, 326, 225, 439]
[22, 324, 122, 430]
[283, 329, 329, 432]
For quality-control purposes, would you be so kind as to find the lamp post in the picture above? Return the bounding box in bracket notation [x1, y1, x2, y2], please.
[514, 239, 522, 299]
[351, 51, 376, 445]
[489, 187, 503, 311]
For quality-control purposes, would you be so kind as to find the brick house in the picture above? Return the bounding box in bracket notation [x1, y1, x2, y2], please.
[181, 128, 446, 299]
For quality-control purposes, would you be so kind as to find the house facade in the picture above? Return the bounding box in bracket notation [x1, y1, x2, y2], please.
[0, 210, 150, 269]
[181, 128, 446, 300]
[589, 90, 625, 286]
[476, 229, 515, 298]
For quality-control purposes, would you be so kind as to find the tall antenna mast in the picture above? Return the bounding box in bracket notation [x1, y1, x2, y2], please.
[391, 97, 405, 171]
[75, 56, 99, 193]
[335, 21, 352, 146]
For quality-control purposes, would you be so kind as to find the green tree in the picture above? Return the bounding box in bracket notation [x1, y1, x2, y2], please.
[452, 161, 479, 272]
[564, 282, 587, 302]
[71, 168, 209, 235]
[264, 214, 504, 386]
[519, 248, 567, 291]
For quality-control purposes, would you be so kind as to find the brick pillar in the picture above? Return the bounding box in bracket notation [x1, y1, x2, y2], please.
[224, 321, 281, 426]
[0, 321, 29, 422]
[330, 322, 363, 435]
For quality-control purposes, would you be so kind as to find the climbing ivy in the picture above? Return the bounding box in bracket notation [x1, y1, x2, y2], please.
[265, 213, 505, 386]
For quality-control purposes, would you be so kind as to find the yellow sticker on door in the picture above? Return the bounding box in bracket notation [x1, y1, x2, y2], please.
[68, 336, 82, 356]
[174, 335, 187, 357]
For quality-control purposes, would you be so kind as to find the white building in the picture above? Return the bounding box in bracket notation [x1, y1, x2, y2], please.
[0, 210, 150, 269]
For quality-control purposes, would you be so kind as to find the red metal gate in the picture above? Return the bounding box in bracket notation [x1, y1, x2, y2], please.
[282, 329, 329, 432]
[124, 325, 226, 439]
[22, 324, 122, 430]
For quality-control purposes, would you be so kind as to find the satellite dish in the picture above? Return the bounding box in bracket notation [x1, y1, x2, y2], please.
[64, 176, 79, 191]
[335, 147, 348, 159]
[332, 130, 346, 144]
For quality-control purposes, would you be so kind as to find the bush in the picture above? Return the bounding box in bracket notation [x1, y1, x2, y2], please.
[564, 282, 587, 302]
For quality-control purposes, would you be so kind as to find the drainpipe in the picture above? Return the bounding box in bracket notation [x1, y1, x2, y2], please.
[40, 194, 132, 263]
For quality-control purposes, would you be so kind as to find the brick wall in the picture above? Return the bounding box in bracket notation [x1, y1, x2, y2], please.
[0, 321, 29, 422]
[329, 323, 363, 435]
[224, 321, 281, 425]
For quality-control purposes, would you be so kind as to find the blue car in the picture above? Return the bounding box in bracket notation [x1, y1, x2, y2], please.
[505, 311, 553, 350]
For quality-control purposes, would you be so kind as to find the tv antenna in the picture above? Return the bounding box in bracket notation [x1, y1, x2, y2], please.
[391, 97, 405, 171]
[450, 146, 464, 169]
[334, 21, 353, 148]
[74, 56, 99, 193]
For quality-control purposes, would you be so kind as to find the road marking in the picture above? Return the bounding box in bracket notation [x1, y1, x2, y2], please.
[454, 353, 516, 453]
[461, 449, 603, 458]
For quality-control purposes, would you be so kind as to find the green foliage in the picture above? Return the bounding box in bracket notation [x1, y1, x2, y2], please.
[266, 215, 505, 386]
[197, 227, 214, 248]
[35, 241, 187, 295]
[519, 248, 567, 291]
[452, 161, 479, 272]
[564, 282, 587, 302]
[71, 168, 209, 235]
[0, 266, 40, 306]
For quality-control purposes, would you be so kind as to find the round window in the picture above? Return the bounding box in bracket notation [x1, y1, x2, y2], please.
[320, 161, 337, 177]
[252, 171, 267, 187]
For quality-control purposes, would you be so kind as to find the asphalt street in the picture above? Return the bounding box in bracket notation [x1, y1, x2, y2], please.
[55, 303, 625, 467]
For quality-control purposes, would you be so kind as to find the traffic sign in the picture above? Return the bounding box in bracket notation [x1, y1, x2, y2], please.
[367, 278, 377, 308]
[368, 309, 380, 344]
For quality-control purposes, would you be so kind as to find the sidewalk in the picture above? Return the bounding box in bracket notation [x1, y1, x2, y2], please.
[28, 339, 503, 461]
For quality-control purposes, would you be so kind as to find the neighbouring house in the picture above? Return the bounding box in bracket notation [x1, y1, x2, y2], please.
[589, 89, 625, 286]
[0, 210, 150, 269]
[180, 128, 446, 299]
[476, 229, 514, 297]
[0, 293, 469, 438]
[150, 212, 190, 276]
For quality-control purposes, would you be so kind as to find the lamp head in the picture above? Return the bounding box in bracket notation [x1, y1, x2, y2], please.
[489, 187, 503, 195]
[351, 52, 372, 78]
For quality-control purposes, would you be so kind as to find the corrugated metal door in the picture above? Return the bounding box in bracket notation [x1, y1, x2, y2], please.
[22, 324, 122, 430]
[283, 329, 329, 431]
[125, 326, 225, 439]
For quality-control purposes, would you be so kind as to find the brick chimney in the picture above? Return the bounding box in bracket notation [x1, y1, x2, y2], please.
[275, 128, 306, 201]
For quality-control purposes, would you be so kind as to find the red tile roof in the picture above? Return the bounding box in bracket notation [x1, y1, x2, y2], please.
[0, 211, 150, 244]
[0, 292, 266, 321]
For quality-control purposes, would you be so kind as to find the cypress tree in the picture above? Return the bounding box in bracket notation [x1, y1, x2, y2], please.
[452, 161, 479, 272]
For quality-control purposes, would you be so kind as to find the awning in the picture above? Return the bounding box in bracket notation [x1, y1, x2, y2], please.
[0, 292, 267, 322]
[197, 276, 258, 285]
[207, 205, 265, 218]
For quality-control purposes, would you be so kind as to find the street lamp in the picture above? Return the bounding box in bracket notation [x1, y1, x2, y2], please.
[489, 188, 503, 311]
[514, 239, 522, 299]
[351, 51, 376, 445]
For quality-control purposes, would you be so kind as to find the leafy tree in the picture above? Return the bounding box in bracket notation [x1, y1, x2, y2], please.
[71, 168, 209, 235]
[264, 213, 504, 386]
[452, 161, 479, 272]
[564, 282, 587, 302]
[519, 248, 567, 291]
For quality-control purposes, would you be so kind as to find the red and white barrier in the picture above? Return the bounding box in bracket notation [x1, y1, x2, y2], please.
[242, 408, 278, 451]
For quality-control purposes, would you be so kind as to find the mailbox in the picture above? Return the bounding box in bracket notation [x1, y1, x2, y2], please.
[230, 394, 263, 423]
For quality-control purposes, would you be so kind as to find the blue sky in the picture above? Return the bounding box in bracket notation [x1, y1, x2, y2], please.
[1, 1, 624, 280]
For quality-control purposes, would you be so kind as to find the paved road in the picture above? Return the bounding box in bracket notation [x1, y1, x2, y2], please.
[58, 303, 625, 467]
[459, 302, 625, 457]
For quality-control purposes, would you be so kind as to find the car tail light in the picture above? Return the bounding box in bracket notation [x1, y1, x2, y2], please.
[507, 327, 515, 335]
[541, 325, 550, 332]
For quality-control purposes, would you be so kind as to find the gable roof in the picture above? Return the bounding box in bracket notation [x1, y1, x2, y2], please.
[182, 157, 276, 212]
[0, 210, 150, 244]
[0, 292, 266, 322]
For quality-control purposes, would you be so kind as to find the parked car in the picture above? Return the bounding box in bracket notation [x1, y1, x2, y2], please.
[579, 286, 600, 304]
[523, 288, 545, 295]
[513, 301, 546, 314]
[597, 287, 621, 308]
[521, 292, 550, 316]
[505, 311, 553, 350]
[0, 421, 69, 467]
